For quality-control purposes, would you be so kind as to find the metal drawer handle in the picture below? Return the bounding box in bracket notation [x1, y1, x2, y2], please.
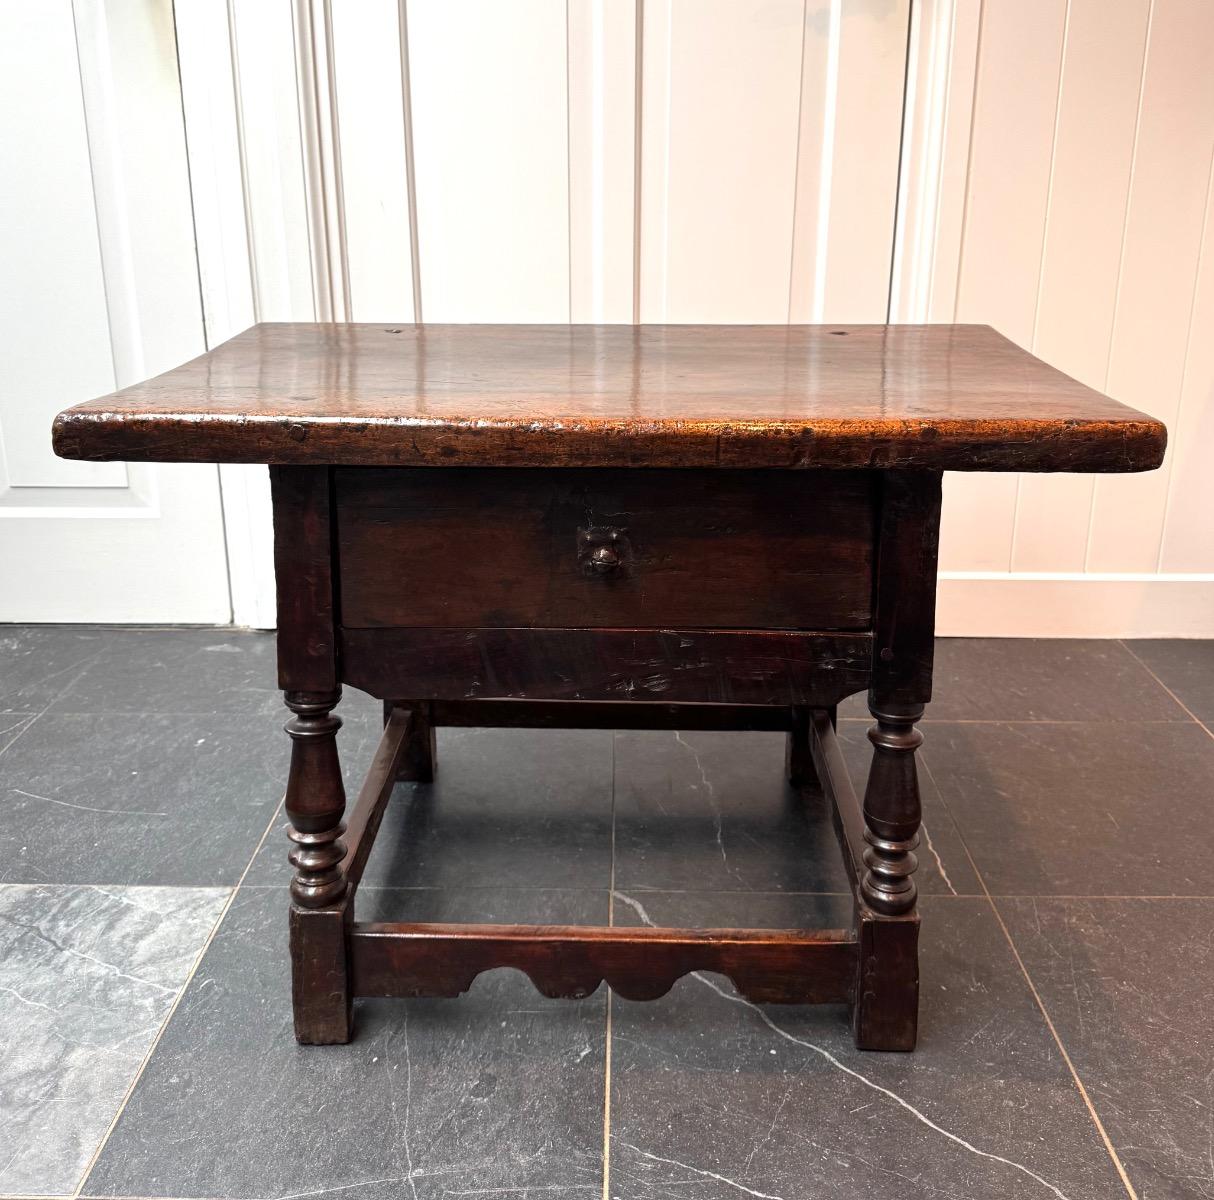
[588, 544, 621, 574]
[578, 526, 629, 577]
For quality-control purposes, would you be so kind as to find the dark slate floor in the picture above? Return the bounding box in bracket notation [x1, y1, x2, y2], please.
[1, 627, 1212, 1200]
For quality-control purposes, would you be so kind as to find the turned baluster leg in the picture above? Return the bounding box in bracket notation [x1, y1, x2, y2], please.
[860, 703, 923, 916]
[853, 700, 923, 1050]
[850, 470, 939, 1051]
[382, 699, 437, 782]
[285, 688, 352, 1044]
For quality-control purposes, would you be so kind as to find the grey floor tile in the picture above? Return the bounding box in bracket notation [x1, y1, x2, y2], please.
[842, 637, 1185, 723]
[0, 715, 286, 886]
[612, 728, 979, 896]
[0, 884, 228, 1197]
[44, 627, 384, 726]
[245, 726, 615, 890]
[0, 711, 38, 757]
[925, 721, 1214, 896]
[0, 625, 112, 714]
[612, 887, 854, 932]
[1126, 638, 1214, 724]
[50, 628, 282, 716]
[999, 897, 1214, 1200]
[82, 886, 608, 1200]
[607, 891, 1127, 1200]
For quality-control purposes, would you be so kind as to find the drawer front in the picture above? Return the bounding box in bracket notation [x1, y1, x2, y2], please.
[335, 467, 875, 631]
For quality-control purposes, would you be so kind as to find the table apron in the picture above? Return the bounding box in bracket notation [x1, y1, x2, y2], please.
[339, 626, 872, 708]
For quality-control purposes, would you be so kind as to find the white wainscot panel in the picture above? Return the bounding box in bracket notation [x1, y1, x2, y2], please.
[408, 0, 570, 323]
[1010, 0, 1150, 574]
[1088, 0, 1214, 572]
[228, 0, 317, 321]
[1158, 162, 1214, 575]
[791, 0, 909, 323]
[330, 0, 416, 323]
[937, 472, 1019, 573]
[639, 0, 804, 323]
[947, 0, 1065, 573]
[567, 0, 638, 323]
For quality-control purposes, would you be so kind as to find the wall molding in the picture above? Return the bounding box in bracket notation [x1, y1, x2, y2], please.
[888, 0, 980, 322]
[938, 573, 1214, 638]
[176, 0, 282, 627]
[292, 0, 349, 322]
[567, 0, 637, 323]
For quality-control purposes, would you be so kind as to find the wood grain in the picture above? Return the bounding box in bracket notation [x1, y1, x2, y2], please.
[426, 699, 800, 731]
[270, 466, 337, 692]
[350, 921, 856, 1005]
[52, 323, 1166, 472]
[336, 467, 875, 630]
[870, 471, 942, 707]
[340, 627, 872, 707]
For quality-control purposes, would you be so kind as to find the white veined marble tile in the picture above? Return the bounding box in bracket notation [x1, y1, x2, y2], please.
[0, 883, 229, 1194]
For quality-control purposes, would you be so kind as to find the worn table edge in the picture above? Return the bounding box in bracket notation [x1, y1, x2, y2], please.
[51, 407, 1167, 472]
[49, 322, 1169, 473]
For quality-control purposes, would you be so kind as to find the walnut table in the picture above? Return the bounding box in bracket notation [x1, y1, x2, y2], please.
[53, 324, 1166, 1051]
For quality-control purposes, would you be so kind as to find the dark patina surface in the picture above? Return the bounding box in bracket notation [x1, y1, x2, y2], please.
[52, 323, 1166, 1053]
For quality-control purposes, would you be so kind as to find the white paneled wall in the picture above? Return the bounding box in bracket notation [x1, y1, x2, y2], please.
[117, 0, 1214, 632]
[178, 0, 911, 625]
[898, 0, 1214, 634]
[639, 1, 909, 324]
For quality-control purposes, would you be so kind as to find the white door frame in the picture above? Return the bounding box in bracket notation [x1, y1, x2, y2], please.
[0, 1, 230, 625]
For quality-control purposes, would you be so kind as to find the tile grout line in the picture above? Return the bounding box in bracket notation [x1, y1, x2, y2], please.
[33, 875, 1205, 898]
[0, 640, 115, 765]
[10, 634, 1197, 1199]
[70, 797, 286, 1199]
[982, 895, 1140, 1200]
[1119, 640, 1214, 743]
[84, 882, 1214, 901]
[839, 716, 1192, 725]
[919, 752, 1140, 1200]
[601, 734, 616, 1200]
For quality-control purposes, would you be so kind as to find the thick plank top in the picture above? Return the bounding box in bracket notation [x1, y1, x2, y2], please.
[52, 324, 1165, 471]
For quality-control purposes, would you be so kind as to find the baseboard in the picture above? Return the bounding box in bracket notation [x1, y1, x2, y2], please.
[936, 573, 1214, 638]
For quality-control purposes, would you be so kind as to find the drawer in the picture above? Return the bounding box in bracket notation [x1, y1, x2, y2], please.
[335, 467, 876, 631]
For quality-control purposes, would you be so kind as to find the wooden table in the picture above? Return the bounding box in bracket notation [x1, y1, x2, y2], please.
[53, 324, 1166, 1052]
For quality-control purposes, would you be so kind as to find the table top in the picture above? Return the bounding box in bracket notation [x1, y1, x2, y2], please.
[52, 323, 1166, 472]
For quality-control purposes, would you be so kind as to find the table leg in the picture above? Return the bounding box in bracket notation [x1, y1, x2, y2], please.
[786, 704, 835, 787]
[382, 700, 437, 782]
[853, 700, 923, 1050]
[284, 687, 352, 1044]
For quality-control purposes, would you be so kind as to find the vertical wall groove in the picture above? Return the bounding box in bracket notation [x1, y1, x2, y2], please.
[786, 0, 809, 322]
[564, 1, 573, 321]
[1009, 0, 1072, 571]
[396, 0, 422, 323]
[225, 0, 260, 323]
[950, 0, 985, 321]
[883, 0, 917, 323]
[809, 0, 840, 322]
[291, 0, 349, 321]
[320, 0, 351, 320]
[1080, 0, 1152, 573]
[631, 0, 644, 323]
[1153, 113, 1214, 571]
